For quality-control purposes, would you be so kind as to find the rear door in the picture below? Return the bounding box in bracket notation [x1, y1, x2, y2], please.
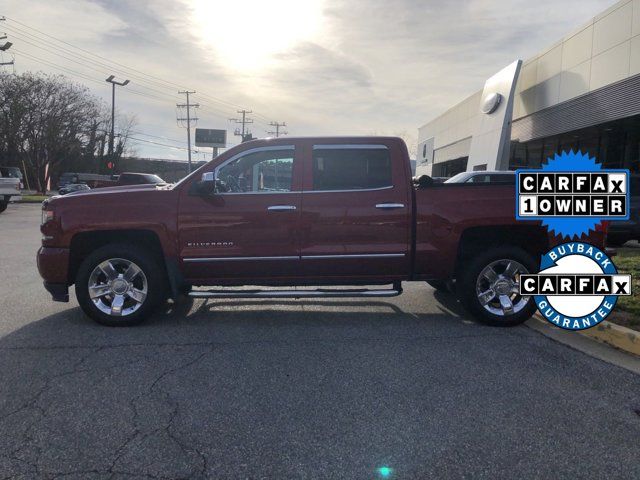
[298, 140, 411, 280]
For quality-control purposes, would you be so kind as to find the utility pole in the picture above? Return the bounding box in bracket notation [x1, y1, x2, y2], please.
[177, 91, 199, 173]
[229, 110, 253, 142]
[0, 17, 14, 71]
[105, 76, 130, 168]
[268, 121, 287, 138]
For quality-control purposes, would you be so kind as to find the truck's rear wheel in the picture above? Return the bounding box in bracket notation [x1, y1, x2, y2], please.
[458, 246, 537, 327]
[0, 201, 7, 213]
[75, 244, 166, 326]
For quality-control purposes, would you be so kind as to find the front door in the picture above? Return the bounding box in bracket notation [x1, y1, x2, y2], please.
[298, 142, 411, 280]
[178, 145, 302, 283]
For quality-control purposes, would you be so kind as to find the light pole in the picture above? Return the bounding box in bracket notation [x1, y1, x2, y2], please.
[105, 75, 130, 164]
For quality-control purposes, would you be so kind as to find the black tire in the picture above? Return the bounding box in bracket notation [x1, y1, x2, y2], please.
[75, 244, 167, 326]
[426, 280, 447, 291]
[0, 201, 7, 213]
[457, 246, 537, 327]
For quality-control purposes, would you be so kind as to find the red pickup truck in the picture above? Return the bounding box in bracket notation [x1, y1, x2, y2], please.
[37, 136, 604, 327]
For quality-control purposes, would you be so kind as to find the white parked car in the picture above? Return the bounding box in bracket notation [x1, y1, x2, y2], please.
[0, 168, 22, 213]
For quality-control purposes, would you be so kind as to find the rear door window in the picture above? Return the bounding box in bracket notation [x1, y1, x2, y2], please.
[488, 174, 515, 183]
[311, 146, 391, 191]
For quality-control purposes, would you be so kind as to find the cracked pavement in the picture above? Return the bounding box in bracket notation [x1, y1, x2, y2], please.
[1, 203, 639, 479]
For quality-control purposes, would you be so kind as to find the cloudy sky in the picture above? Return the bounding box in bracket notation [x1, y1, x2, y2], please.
[2, 0, 616, 160]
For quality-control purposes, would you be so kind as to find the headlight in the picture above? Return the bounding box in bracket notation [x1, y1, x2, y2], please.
[42, 208, 54, 225]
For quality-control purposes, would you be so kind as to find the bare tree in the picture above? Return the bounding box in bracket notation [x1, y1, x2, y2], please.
[0, 73, 108, 192]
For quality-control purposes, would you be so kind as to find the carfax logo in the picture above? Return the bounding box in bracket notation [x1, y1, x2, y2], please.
[516, 151, 630, 239]
[520, 242, 631, 330]
[514, 151, 633, 329]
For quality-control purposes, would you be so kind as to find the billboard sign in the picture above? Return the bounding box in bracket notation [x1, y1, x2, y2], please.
[195, 128, 227, 148]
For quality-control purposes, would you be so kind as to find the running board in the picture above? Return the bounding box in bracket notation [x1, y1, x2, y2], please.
[188, 284, 403, 299]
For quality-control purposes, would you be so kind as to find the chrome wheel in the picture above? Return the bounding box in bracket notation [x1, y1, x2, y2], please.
[476, 259, 529, 317]
[88, 258, 148, 316]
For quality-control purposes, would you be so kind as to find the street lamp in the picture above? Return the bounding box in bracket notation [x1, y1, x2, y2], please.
[105, 75, 130, 162]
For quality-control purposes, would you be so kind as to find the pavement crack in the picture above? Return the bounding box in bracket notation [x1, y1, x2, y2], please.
[105, 347, 212, 479]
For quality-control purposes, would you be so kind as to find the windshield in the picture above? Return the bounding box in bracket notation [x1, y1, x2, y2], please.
[0, 167, 22, 179]
[144, 174, 165, 183]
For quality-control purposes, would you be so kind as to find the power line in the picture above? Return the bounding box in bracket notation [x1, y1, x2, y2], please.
[129, 136, 195, 152]
[3, 16, 187, 91]
[11, 49, 178, 104]
[130, 130, 188, 145]
[3, 25, 248, 122]
[4, 17, 282, 133]
[2, 17, 265, 116]
[2, 16, 290, 156]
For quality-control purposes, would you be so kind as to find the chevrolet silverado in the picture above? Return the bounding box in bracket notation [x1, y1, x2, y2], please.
[37, 137, 604, 326]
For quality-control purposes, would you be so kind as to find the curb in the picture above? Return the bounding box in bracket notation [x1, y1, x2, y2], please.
[534, 313, 640, 357]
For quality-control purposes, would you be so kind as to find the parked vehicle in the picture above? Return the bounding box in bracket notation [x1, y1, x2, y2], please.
[445, 170, 516, 184]
[431, 177, 448, 183]
[58, 172, 114, 190]
[114, 172, 166, 186]
[58, 172, 166, 190]
[0, 166, 24, 190]
[608, 174, 640, 246]
[37, 137, 606, 327]
[58, 183, 91, 195]
[0, 170, 21, 213]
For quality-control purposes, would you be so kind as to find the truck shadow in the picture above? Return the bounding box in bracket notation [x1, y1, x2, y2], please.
[1, 289, 486, 350]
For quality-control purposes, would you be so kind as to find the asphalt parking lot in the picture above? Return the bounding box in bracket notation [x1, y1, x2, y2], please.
[1, 203, 640, 479]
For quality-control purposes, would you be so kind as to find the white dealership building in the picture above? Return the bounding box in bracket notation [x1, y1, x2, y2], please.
[416, 0, 640, 177]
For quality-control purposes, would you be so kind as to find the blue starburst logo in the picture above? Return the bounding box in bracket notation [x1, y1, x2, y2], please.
[538, 151, 602, 239]
[515, 151, 630, 239]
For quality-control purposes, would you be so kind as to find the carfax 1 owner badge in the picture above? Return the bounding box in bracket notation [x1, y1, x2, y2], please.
[515, 151, 633, 330]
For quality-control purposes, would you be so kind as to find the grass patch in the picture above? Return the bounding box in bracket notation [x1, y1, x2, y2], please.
[608, 247, 640, 330]
[17, 195, 48, 203]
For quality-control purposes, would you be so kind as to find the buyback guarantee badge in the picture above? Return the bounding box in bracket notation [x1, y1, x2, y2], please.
[516, 151, 632, 329]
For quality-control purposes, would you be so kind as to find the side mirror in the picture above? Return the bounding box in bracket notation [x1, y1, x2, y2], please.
[190, 171, 217, 196]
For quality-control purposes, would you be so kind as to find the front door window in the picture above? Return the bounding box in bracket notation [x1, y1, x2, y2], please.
[217, 149, 294, 193]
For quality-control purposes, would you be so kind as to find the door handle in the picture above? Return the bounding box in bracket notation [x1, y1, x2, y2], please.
[267, 205, 297, 211]
[375, 203, 405, 209]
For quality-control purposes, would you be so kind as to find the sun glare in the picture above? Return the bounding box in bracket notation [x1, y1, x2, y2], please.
[190, 0, 324, 72]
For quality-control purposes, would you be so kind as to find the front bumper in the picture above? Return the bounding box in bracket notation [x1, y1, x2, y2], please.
[37, 247, 70, 302]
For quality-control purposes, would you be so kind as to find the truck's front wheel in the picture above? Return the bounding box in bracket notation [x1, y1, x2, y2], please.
[0, 201, 8, 213]
[458, 246, 537, 327]
[75, 244, 166, 326]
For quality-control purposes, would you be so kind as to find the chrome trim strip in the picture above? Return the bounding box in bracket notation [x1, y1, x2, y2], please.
[189, 288, 402, 299]
[303, 185, 393, 194]
[313, 144, 389, 150]
[217, 190, 301, 196]
[267, 205, 297, 211]
[183, 253, 406, 263]
[301, 253, 405, 260]
[183, 256, 299, 263]
[375, 203, 405, 209]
